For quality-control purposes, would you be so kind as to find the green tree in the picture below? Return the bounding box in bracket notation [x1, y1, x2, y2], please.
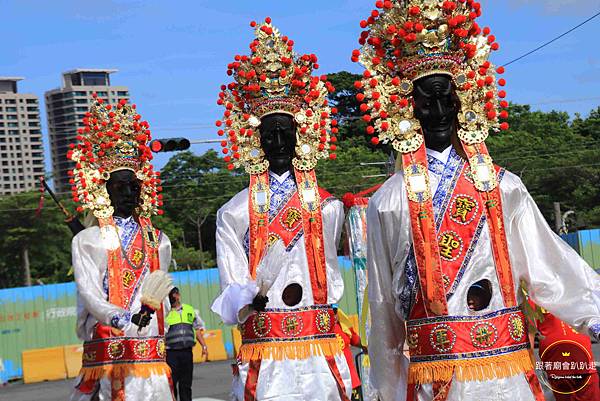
[171, 247, 215, 271]
[160, 150, 246, 268]
[0, 192, 73, 288]
[319, 71, 392, 197]
[487, 104, 600, 229]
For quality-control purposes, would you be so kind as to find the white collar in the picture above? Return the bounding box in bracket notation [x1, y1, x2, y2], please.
[269, 170, 291, 183]
[426, 146, 452, 164]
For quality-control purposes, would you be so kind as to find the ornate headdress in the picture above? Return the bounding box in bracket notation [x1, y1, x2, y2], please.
[67, 95, 162, 219]
[353, 0, 509, 162]
[216, 17, 338, 174]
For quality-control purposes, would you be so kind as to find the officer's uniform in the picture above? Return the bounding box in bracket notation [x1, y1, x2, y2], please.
[165, 304, 204, 401]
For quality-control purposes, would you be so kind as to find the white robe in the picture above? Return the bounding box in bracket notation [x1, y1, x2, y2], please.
[367, 148, 600, 401]
[70, 217, 173, 401]
[211, 171, 352, 401]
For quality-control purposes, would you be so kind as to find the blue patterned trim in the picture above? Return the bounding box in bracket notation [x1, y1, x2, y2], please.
[102, 271, 109, 295]
[242, 333, 336, 345]
[589, 323, 600, 341]
[83, 359, 165, 368]
[432, 149, 464, 229]
[427, 154, 445, 177]
[110, 311, 132, 329]
[407, 306, 522, 327]
[114, 216, 138, 251]
[400, 248, 419, 320]
[410, 343, 529, 363]
[263, 304, 333, 313]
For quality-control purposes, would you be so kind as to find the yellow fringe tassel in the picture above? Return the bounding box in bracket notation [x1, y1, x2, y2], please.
[239, 338, 342, 362]
[408, 349, 533, 384]
[79, 362, 171, 381]
[362, 354, 371, 368]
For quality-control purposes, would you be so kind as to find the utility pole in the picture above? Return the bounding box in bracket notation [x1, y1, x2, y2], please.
[22, 246, 31, 287]
[553, 202, 562, 233]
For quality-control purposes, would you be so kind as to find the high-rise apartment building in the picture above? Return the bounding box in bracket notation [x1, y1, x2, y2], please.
[0, 77, 44, 195]
[45, 69, 129, 193]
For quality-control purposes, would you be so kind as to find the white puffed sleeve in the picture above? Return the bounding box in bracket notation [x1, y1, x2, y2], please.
[366, 185, 410, 401]
[322, 199, 346, 304]
[211, 190, 259, 325]
[158, 232, 172, 322]
[72, 228, 129, 335]
[158, 231, 171, 273]
[503, 173, 600, 339]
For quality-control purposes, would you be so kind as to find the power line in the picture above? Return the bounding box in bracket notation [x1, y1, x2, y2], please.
[502, 10, 600, 67]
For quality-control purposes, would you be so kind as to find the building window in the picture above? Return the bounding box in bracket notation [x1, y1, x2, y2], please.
[82, 72, 109, 86]
[7, 123, 18, 127]
[74, 91, 87, 96]
[6, 115, 17, 120]
[5, 99, 16, 104]
[6, 107, 16, 112]
[26, 99, 37, 104]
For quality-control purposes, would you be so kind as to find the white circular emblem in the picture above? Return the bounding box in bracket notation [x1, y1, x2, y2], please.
[399, 120, 412, 133]
[295, 112, 307, 124]
[248, 115, 261, 127]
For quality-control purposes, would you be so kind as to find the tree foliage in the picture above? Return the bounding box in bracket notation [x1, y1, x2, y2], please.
[159, 149, 246, 268]
[487, 104, 600, 229]
[0, 192, 73, 288]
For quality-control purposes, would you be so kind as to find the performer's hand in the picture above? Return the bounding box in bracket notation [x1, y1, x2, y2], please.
[202, 345, 209, 358]
[132, 304, 155, 328]
[251, 294, 269, 312]
[131, 312, 152, 328]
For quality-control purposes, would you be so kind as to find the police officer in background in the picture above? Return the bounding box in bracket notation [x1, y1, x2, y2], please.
[166, 287, 209, 401]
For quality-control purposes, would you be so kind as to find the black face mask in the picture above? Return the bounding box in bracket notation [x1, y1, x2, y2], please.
[259, 113, 297, 176]
[106, 169, 142, 219]
[413, 74, 459, 153]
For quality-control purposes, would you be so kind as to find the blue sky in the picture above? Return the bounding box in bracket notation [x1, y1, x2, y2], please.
[1, 0, 599, 171]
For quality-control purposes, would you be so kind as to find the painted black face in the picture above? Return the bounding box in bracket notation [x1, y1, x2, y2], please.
[259, 113, 297, 176]
[413, 74, 459, 152]
[106, 169, 142, 218]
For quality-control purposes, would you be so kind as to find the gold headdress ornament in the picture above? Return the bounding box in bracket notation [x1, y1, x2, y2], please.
[216, 17, 339, 174]
[67, 95, 163, 219]
[352, 0, 509, 156]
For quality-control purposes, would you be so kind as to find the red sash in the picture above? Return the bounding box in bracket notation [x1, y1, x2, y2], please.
[248, 169, 333, 304]
[401, 144, 527, 397]
[402, 145, 515, 318]
[99, 216, 164, 335]
[78, 217, 167, 400]
[240, 306, 337, 344]
[82, 336, 166, 368]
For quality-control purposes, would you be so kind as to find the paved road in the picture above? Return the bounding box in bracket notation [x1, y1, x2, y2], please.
[0, 360, 232, 401]
[1, 345, 599, 401]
